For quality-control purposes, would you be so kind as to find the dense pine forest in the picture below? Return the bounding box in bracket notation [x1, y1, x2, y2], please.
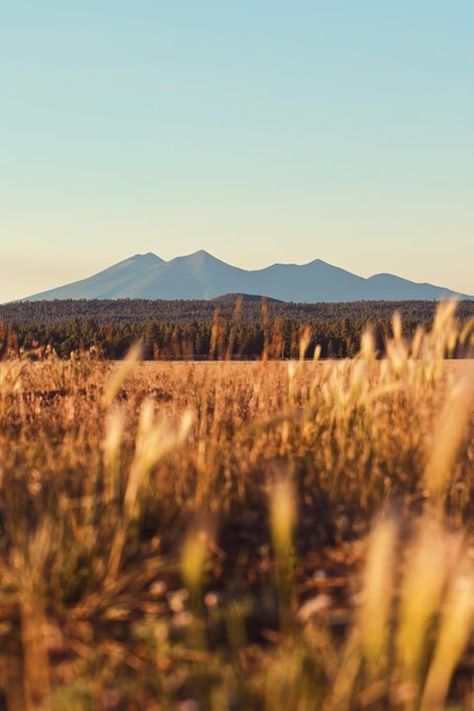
[1, 297, 473, 359]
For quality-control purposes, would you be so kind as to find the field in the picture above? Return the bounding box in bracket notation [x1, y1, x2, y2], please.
[0, 303, 473, 710]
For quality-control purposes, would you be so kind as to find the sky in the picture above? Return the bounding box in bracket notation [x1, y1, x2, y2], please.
[1, 1, 473, 302]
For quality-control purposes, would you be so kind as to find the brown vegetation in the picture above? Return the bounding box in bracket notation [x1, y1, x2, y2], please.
[0, 303, 473, 709]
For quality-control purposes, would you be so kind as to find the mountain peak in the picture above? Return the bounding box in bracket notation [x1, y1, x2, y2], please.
[177, 250, 231, 268]
[20, 250, 473, 303]
[132, 252, 163, 263]
[186, 249, 215, 261]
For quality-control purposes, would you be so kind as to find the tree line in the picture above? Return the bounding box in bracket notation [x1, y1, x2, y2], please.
[1, 297, 473, 360]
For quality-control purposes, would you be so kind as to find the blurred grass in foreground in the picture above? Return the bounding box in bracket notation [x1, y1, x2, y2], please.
[0, 303, 473, 709]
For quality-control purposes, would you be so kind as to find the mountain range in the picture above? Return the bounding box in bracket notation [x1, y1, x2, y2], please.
[22, 251, 472, 303]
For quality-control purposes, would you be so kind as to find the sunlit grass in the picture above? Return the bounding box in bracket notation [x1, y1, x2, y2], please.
[0, 303, 472, 708]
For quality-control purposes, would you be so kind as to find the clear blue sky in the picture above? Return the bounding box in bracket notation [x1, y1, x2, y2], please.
[1, 0, 473, 301]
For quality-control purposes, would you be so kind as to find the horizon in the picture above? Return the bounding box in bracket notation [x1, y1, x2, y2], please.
[2, 2, 474, 301]
[42, 248, 474, 289]
[9, 246, 474, 303]
[12, 248, 473, 304]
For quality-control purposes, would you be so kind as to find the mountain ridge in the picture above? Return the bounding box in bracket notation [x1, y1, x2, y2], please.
[19, 251, 473, 303]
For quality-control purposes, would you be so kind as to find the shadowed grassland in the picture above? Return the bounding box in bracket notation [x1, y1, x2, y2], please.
[0, 303, 473, 709]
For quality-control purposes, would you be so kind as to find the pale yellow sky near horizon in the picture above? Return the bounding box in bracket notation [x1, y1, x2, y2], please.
[2, 213, 472, 302]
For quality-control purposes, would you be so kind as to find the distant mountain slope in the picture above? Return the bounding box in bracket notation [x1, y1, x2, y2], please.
[26, 253, 165, 300]
[212, 293, 284, 304]
[21, 250, 472, 303]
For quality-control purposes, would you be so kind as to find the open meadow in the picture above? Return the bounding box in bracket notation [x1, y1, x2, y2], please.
[0, 304, 473, 710]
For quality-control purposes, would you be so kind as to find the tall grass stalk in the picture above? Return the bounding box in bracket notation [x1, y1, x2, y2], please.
[0, 302, 472, 707]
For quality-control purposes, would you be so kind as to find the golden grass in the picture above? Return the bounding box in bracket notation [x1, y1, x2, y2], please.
[0, 305, 473, 709]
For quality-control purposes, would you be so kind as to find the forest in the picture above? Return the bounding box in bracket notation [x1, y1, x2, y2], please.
[1, 296, 473, 360]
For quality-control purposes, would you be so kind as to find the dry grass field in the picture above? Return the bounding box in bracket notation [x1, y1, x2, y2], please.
[0, 303, 473, 710]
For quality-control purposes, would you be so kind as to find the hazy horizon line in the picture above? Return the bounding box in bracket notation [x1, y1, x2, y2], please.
[9, 248, 473, 305]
